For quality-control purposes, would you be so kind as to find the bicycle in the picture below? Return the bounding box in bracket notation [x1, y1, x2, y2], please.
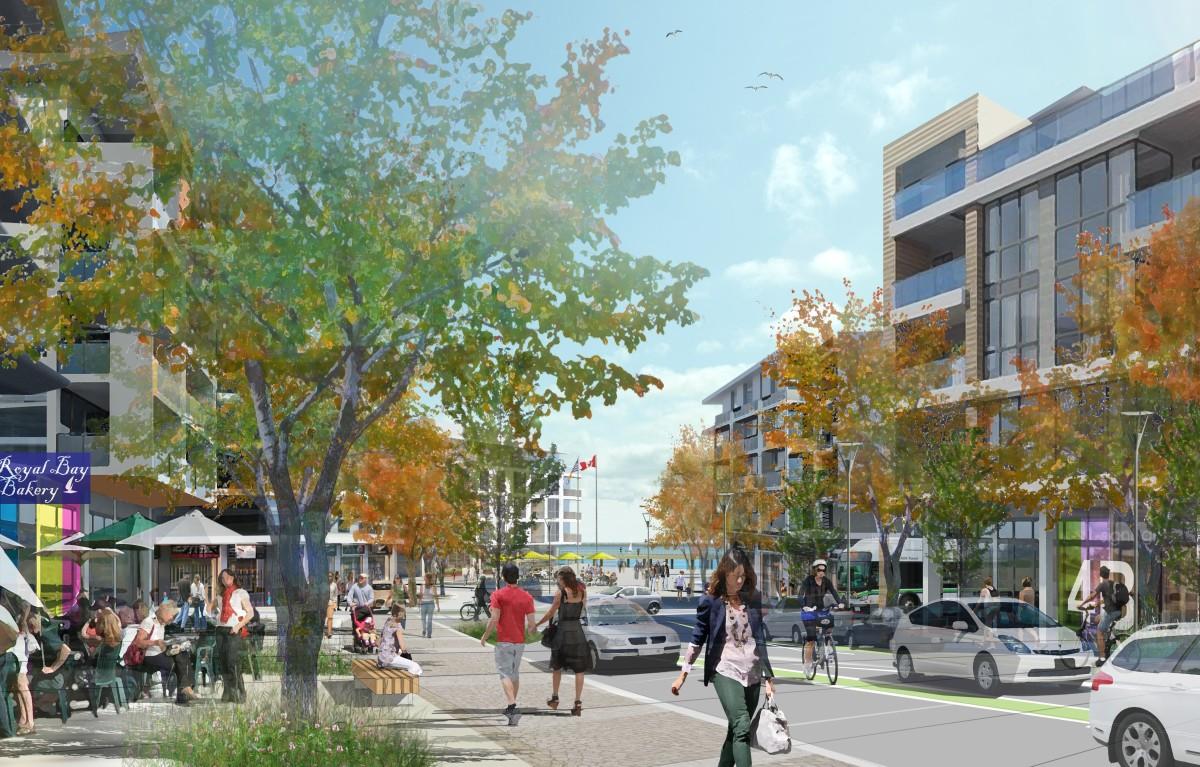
[459, 601, 489, 621]
[802, 609, 839, 685]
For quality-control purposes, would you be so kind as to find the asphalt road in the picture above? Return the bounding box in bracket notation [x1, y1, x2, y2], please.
[548, 608, 1111, 767]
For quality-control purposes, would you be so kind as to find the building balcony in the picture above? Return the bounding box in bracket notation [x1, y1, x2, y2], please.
[714, 410, 731, 427]
[1130, 167, 1200, 228]
[893, 41, 1200, 219]
[761, 388, 799, 409]
[914, 356, 967, 391]
[57, 339, 110, 374]
[893, 258, 965, 312]
[763, 469, 782, 489]
[742, 434, 761, 453]
[57, 431, 110, 466]
[894, 160, 966, 219]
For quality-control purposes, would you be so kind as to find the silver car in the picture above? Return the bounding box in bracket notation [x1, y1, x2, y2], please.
[584, 599, 680, 667]
[593, 585, 664, 615]
[763, 596, 852, 644]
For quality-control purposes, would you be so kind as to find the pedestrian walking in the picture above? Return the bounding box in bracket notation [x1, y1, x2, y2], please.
[325, 571, 338, 639]
[389, 576, 408, 629]
[480, 563, 536, 726]
[337, 572, 348, 610]
[10, 607, 38, 735]
[187, 574, 208, 630]
[210, 568, 253, 704]
[347, 573, 375, 613]
[980, 576, 997, 599]
[474, 576, 492, 618]
[419, 575, 439, 638]
[535, 567, 592, 716]
[174, 574, 191, 627]
[675, 570, 686, 599]
[1019, 577, 1036, 606]
[671, 545, 775, 767]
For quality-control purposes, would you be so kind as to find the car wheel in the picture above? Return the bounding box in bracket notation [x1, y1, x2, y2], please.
[647, 602, 661, 615]
[588, 642, 601, 670]
[1115, 712, 1174, 767]
[791, 625, 803, 645]
[896, 649, 917, 682]
[898, 594, 920, 612]
[973, 654, 1001, 696]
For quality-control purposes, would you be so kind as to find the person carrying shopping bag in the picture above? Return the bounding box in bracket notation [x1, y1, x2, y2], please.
[671, 544, 777, 767]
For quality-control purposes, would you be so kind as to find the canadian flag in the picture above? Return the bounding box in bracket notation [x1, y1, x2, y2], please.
[578, 455, 597, 471]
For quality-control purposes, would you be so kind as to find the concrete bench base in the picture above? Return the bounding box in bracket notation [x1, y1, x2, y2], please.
[351, 658, 418, 706]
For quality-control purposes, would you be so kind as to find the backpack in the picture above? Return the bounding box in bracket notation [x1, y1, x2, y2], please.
[1112, 582, 1130, 608]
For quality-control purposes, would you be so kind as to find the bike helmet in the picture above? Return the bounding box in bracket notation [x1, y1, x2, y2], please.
[812, 559, 828, 570]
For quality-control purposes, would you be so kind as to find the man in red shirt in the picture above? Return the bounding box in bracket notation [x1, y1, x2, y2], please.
[480, 563, 535, 726]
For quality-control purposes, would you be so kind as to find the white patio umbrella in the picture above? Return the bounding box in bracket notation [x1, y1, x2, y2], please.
[0, 548, 43, 609]
[117, 509, 251, 548]
[34, 542, 124, 566]
[0, 532, 22, 549]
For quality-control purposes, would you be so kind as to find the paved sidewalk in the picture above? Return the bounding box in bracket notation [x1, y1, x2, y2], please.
[409, 619, 855, 767]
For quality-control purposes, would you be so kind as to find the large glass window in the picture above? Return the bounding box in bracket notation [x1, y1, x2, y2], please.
[1055, 147, 1135, 362]
[983, 187, 1039, 379]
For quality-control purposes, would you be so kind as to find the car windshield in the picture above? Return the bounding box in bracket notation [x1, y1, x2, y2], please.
[968, 601, 1060, 630]
[589, 602, 652, 625]
[596, 586, 623, 596]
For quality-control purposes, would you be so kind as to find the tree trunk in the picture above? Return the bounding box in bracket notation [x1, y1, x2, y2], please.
[272, 506, 331, 720]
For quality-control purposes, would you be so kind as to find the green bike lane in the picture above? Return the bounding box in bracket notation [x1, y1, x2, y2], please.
[624, 616, 1109, 767]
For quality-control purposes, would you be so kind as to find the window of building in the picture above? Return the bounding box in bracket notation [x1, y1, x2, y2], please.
[742, 379, 754, 406]
[1054, 146, 1135, 363]
[547, 498, 559, 518]
[547, 522, 560, 542]
[983, 187, 1039, 379]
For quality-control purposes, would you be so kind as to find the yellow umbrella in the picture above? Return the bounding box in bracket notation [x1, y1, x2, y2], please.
[519, 551, 552, 561]
[587, 552, 617, 561]
[558, 552, 583, 561]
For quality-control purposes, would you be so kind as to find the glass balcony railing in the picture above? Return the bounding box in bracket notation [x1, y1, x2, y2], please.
[1130, 168, 1200, 228]
[912, 356, 966, 390]
[894, 160, 966, 219]
[57, 432, 110, 466]
[894, 40, 1200, 219]
[893, 257, 965, 308]
[57, 339, 110, 374]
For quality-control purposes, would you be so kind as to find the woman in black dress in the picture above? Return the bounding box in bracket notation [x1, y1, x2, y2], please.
[535, 566, 591, 716]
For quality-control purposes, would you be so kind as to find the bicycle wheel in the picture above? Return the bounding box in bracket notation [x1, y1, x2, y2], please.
[804, 641, 818, 681]
[459, 603, 478, 621]
[824, 634, 839, 685]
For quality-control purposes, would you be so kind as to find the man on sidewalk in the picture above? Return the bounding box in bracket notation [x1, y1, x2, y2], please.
[480, 562, 535, 726]
[347, 573, 375, 613]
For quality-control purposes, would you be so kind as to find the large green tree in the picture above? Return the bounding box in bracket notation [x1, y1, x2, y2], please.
[777, 459, 842, 589]
[1, 1, 703, 713]
[1148, 405, 1200, 602]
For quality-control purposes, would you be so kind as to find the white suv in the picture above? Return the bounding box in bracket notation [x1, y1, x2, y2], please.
[1089, 622, 1200, 767]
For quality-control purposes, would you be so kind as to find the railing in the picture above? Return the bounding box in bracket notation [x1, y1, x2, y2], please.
[715, 410, 731, 427]
[913, 356, 966, 390]
[893, 257, 965, 309]
[894, 41, 1200, 218]
[762, 388, 799, 409]
[763, 470, 782, 489]
[894, 160, 966, 219]
[57, 432, 110, 466]
[742, 434, 760, 453]
[1130, 168, 1200, 228]
[57, 339, 110, 374]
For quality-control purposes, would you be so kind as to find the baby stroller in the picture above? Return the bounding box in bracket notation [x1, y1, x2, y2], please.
[351, 606, 378, 654]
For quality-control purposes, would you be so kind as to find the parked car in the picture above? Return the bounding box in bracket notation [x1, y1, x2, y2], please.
[371, 580, 393, 611]
[593, 585, 663, 615]
[848, 607, 904, 649]
[891, 598, 1092, 694]
[584, 599, 680, 668]
[1089, 622, 1200, 767]
[762, 596, 852, 645]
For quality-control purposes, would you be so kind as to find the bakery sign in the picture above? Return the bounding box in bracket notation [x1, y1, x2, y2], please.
[0, 453, 91, 504]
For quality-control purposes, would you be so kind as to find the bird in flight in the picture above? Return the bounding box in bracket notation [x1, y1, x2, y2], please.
[666, 29, 683, 38]
[745, 85, 768, 91]
[759, 71, 784, 81]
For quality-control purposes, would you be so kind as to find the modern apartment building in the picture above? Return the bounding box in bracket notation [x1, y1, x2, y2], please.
[884, 40, 1200, 624]
[0, 0, 212, 610]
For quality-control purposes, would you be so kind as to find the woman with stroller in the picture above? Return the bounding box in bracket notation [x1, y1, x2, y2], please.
[535, 567, 592, 717]
[378, 603, 422, 675]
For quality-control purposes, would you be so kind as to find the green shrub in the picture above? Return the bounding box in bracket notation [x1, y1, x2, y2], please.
[454, 621, 540, 645]
[139, 698, 432, 767]
[254, 651, 352, 677]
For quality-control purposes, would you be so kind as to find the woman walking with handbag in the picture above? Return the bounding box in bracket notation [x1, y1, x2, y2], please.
[534, 567, 591, 716]
[419, 575, 439, 638]
[671, 545, 777, 767]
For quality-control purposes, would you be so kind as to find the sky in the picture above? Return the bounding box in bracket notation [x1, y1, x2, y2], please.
[474, 0, 1200, 546]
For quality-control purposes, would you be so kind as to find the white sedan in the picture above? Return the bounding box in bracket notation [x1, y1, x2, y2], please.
[891, 597, 1092, 693]
[1089, 622, 1200, 767]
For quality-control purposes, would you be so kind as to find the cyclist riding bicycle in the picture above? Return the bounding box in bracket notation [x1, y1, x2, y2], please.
[799, 559, 844, 666]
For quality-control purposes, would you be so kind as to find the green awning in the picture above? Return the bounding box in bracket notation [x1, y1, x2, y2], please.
[75, 512, 158, 549]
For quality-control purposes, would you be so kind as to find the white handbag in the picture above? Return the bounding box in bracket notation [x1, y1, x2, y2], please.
[751, 694, 792, 754]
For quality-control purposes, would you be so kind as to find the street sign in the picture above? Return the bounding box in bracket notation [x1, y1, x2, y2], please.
[0, 452, 91, 504]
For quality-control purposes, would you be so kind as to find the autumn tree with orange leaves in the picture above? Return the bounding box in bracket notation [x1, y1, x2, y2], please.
[768, 285, 958, 607]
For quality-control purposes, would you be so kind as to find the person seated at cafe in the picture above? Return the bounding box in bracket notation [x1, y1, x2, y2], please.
[92, 611, 122, 657]
[114, 600, 136, 627]
[131, 601, 197, 706]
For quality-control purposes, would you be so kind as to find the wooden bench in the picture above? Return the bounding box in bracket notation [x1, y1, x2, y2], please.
[350, 658, 419, 706]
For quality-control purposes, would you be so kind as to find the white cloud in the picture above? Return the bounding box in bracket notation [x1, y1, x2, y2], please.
[788, 45, 946, 135]
[696, 339, 725, 354]
[809, 247, 868, 279]
[678, 144, 708, 181]
[724, 256, 804, 286]
[765, 134, 856, 221]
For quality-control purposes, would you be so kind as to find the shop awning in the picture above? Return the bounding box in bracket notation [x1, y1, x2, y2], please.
[0, 547, 43, 609]
[0, 354, 70, 395]
[118, 510, 252, 548]
[76, 511, 158, 549]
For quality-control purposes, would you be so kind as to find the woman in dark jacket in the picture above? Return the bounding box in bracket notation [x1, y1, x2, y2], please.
[671, 545, 776, 767]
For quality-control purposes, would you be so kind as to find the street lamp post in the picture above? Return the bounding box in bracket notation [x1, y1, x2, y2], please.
[839, 442, 862, 590]
[1121, 411, 1155, 633]
[642, 511, 652, 585]
[718, 493, 733, 553]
